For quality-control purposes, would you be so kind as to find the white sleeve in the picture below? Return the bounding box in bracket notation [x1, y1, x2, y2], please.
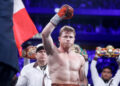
[112, 55, 120, 84]
[90, 60, 101, 84]
[112, 68, 120, 85]
[85, 61, 88, 77]
[16, 67, 28, 86]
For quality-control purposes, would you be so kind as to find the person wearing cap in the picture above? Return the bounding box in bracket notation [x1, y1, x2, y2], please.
[16, 43, 51, 86]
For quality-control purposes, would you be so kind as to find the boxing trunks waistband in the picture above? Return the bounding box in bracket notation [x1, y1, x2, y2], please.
[52, 83, 79, 86]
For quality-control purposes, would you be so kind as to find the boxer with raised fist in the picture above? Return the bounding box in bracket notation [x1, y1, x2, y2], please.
[42, 4, 87, 86]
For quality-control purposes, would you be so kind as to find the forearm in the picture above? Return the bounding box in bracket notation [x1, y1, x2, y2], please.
[42, 22, 58, 55]
[113, 69, 120, 84]
[91, 54, 99, 73]
[91, 60, 97, 74]
[90, 60, 100, 82]
[42, 22, 55, 38]
[116, 55, 120, 69]
[112, 56, 120, 84]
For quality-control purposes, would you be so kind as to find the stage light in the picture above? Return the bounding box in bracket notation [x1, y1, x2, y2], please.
[54, 8, 60, 13]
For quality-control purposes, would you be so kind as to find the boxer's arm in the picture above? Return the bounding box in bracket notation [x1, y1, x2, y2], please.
[42, 22, 56, 55]
[42, 4, 73, 55]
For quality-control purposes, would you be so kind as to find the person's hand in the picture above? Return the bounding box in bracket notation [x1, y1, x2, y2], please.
[94, 53, 100, 61]
[96, 46, 103, 56]
[58, 4, 73, 19]
[50, 4, 74, 26]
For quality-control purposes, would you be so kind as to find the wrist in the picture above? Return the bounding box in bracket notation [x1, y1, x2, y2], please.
[94, 54, 99, 61]
[94, 57, 98, 61]
[50, 14, 62, 26]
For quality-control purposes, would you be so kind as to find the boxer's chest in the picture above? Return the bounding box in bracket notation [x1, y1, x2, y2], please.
[60, 53, 81, 70]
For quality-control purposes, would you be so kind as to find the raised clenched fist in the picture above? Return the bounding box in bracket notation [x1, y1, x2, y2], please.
[58, 4, 74, 19]
[50, 4, 74, 25]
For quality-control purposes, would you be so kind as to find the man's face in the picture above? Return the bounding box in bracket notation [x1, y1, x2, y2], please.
[36, 49, 47, 62]
[59, 31, 75, 49]
[101, 68, 112, 81]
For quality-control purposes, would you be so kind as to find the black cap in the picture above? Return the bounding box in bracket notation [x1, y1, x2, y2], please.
[36, 43, 44, 52]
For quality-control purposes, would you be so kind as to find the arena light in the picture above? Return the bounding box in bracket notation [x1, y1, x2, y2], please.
[54, 8, 60, 13]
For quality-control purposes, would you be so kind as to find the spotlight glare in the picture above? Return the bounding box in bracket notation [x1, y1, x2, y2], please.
[54, 8, 60, 13]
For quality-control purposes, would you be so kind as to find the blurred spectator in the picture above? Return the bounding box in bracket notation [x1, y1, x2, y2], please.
[0, 0, 19, 86]
[91, 53, 120, 86]
[16, 43, 51, 86]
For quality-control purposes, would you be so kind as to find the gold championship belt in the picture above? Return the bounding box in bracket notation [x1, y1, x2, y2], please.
[22, 46, 36, 59]
[96, 45, 120, 57]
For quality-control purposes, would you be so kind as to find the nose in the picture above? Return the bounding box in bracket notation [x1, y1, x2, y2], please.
[42, 52, 47, 56]
[41, 52, 45, 54]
